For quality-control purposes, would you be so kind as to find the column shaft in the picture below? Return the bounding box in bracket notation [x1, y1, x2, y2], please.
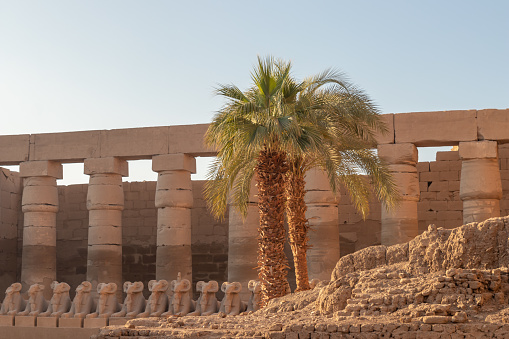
[19, 161, 62, 299]
[85, 157, 127, 295]
[378, 143, 419, 246]
[305, 168, 339, 281]
[459, 141, 502, 223]
[153, 154, 195, 283]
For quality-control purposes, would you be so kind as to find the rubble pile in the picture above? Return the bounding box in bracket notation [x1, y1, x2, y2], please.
[95, 216, 509, 338]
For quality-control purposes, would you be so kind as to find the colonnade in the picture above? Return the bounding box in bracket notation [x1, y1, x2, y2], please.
[17, 140, 504, 296]
[18, 154, 196, 297]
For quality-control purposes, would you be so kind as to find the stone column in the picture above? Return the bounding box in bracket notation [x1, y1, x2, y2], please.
[459, 141, 502, 223]
[305, 168, 339, 281]
[378, 143, 419, 246]
[227, 179, 258, 301]
[19, 160, 62, 299]
[84, 157, 127, 293]
[152, 154, 195, 283]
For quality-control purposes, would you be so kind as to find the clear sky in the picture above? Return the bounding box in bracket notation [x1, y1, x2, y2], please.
[1, 1, 508, 184]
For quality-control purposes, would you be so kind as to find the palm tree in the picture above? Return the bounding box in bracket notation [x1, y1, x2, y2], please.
[205, 56, 398, 304]
[282, 75, 399, 292]
[205, 56, 330, 306]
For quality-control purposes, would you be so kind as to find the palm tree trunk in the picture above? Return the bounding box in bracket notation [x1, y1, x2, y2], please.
[255, 147, 289, 307]
[286, 163, 311, 292]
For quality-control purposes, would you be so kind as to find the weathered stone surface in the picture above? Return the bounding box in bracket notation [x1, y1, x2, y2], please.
[83, 317, 108, 328]
[477, 109, 509, 142]
[36, 316, 58, 327]
[459, 140, 498, 160]
[394, 110, 477, 146]
[168, 124, 216, 156]
[152, 153, 196, 173]
[14, 315, 36, 327]
[19, 161, 63, 179]
[378, 143, 418, 165]
[29, 131, 100, 162]
[0, 134, 30, 165]
[84, 157, 128, 176]
[58, 317, 83, 328]
[100, 126, 169, 159]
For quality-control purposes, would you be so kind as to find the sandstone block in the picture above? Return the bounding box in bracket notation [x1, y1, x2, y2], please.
[83, 317, 108, 328]
[459, 141, 498, 160]
[394, 110, 477, 146]
[378, 143, 418, 165]
[0, 134, 30, 165]
[36, 316, 57, 327]
[19, 161, 63, 179]
[30, 130, 100, 161]
[423, 316, 451, 324]
[155, 171, 193, 190]
[0, 315, 14, 326]
[58, 317, 83, 328]
[84, 157, 128, 176]
[154, 188, 193, 208]
[463, 199, 500, 224]
[22, 224, 57, 246]
[477, 109, 509, 142]
[392, 172, 420, 200]
[168, 123, 216, 156]
[460, 159, 502, 200]
[87, 184, 124, 210]
[152, 153, 196, 173]
[373, 113, 394, 144]
[14, 315, 36, 327]
[100, 126, 169, 159]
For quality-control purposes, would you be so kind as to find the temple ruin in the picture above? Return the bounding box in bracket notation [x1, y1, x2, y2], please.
[0, 109, 509, 336]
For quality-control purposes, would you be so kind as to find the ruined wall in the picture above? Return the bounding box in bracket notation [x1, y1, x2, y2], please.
[338, 145, 509, 256]
[0, 168, 22, 294]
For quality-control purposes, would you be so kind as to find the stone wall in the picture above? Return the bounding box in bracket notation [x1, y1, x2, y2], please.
[0, 168, 22, 294]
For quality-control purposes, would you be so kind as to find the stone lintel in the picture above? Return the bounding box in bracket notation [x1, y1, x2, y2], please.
[152, 153, 196, 173]
[84, 157, 128, 176]
[19, 161, 63, 179]
[377, 143, 418, 165]
[459, 140, 498, 160]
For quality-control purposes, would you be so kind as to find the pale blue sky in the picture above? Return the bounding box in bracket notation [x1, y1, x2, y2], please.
[1, 1, 508, 184]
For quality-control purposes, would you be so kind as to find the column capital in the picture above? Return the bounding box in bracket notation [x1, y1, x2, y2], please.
[84, 157, 128, 176]
[459, 140, 498, 160]
[152, 153, 196, 173]
[377, 143, 418, 165]
[19, 161, 63, 179]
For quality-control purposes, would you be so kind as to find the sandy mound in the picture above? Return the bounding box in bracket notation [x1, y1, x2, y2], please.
[95, 216, 509, 338]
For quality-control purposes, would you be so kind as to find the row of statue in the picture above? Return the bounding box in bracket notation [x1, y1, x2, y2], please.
[0, 274, 262, 319]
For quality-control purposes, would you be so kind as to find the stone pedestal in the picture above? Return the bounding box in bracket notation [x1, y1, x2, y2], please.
[0, 315, 14, 326]
[15, 315, 36, 327]
[59, 317, 83, 328]
[37, 316, 58, 327]
[305, 168, 339, 281]
[459, 141, 502, 223]
[84, 157, 127, 296]
[152, 154, 195, 282]
[19, 161, 62, 299]
[378, 144, 419, 246]
[84, 317, 108, 328]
